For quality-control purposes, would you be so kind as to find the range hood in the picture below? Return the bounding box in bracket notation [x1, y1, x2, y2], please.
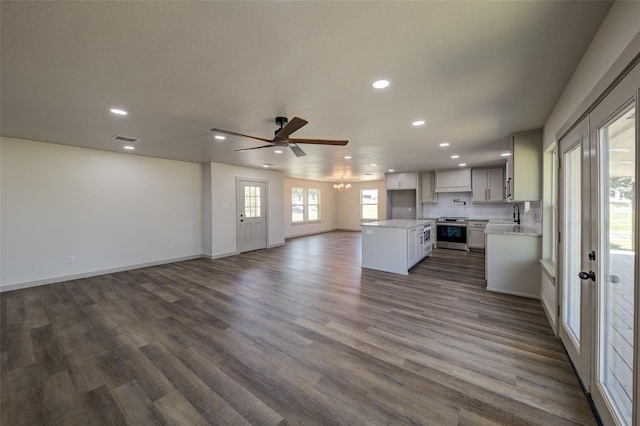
[434, 168, 472, 193]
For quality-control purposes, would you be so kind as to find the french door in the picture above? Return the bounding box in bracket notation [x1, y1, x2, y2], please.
[559, 63, 638, 426]
[559, 117, 592, 385]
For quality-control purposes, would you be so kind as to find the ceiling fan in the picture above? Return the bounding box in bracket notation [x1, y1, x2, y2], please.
[210, 116, 348, 157]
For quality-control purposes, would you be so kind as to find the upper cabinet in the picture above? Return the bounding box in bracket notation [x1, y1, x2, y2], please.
[434, 168, 472, 193]
[506, 130, 542, 201]
[472, 168, 504, 203]
[420, 172, 437, 203]
[386, 172, 417, 190]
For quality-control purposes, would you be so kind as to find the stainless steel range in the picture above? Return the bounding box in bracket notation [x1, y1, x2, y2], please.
[436, 217, 468, 250]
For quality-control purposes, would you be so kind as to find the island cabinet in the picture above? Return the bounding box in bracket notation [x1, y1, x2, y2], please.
[471, 168, 504, 203]
[386, 172, 417, 190]
[361, 219, 431, 275]
[505, 130, 542, 202]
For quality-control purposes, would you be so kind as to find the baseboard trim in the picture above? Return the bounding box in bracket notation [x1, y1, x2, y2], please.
[0, 254, 203, 293]
[485, 287, 541, 300]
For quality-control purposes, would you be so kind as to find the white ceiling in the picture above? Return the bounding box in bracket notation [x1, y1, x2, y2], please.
[1, 1, 612, 182]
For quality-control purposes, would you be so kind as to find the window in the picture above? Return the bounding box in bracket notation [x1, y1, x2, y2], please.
[291, 187, 321, 223]
[244, 185, 262, 218]
[308, 188, 320, 221]
[550, 148, 558, 262]
[292, 187, 305, 223]
[361, 189, 379, 220]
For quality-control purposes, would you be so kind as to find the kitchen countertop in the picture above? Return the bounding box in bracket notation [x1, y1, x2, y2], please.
[362, 219, 430, 229]
[484, 222, 542, 236]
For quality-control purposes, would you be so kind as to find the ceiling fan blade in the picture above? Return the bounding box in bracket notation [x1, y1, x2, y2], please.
[210, 128, 273, 143]
[235, 144, 274, 152]
[289, 143, 306, 157]
[274, 116, 308, 141]
[283, 138, 349, 146]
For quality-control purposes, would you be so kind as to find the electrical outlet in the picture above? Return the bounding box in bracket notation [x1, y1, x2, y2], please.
[169, 243, 175, 251]
[66, 256, 75, 264]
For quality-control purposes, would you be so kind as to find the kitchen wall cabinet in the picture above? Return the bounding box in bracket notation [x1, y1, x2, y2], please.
[467, 220, 488, 250]
[434, 168, 471, 192]
[505, 130, 542, 202]
[386, 172, 417, 190]
[471, 168, 504, 203]
[420, 172, 437, 203]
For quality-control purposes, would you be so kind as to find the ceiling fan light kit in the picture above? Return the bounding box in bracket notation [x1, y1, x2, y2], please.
[210, 116, 348, 158]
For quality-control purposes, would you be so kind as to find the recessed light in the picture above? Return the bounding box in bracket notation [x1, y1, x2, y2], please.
[370, 163, 377, 167]
[364, 173, 372, 176]
[274, 150, 283, 154]
[500, 152, 511, 157]
[451, 155, 460, 159]
[439, 142, 450, 147]
[459, 163, 467, 167]
[123, 146, 135, 150]
[372, 79, 390, 89]
[214, 135, 226, 140]
[262, 164, 271, 168]
[110, 108, 128, 116]
[388, 169, 395, 173]
[344, 156, 352, 159]
[412, 120, 425, 126]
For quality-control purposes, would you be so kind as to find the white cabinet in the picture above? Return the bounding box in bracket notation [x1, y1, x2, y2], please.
[471, 168, 504, 202]
[420, 172, 437, 203]
[486, 232, 541, 298]
[467, 220, 488, 250]
[434, 168, 472, 192]
[386, 172, 417, 190]
[361, 220, 430, 275]
[505, 130, 542, 202]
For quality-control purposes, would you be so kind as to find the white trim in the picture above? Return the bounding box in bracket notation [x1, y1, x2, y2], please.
[0, 255, 202, 293]
[485, 288, 541, 300]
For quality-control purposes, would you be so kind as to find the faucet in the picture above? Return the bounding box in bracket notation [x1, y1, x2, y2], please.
[513, 204, 521, 224]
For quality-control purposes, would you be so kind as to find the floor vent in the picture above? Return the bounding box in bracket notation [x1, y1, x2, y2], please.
[112, 134, 139, 143]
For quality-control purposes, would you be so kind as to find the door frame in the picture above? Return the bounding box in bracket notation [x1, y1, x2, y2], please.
[236, 178, 269, 253]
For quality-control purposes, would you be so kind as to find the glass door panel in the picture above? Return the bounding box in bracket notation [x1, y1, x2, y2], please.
[564, 144, 583, 343]
[598, 104, 635, 425]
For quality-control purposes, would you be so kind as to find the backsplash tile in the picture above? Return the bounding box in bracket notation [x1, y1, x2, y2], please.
[421, 193, 541, 228]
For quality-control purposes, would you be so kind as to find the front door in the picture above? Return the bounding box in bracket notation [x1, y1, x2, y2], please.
[237, 179, 267, 253]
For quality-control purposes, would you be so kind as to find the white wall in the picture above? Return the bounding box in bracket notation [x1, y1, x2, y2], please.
[1, 137, 203, 291]
[204, 162, 284, 258]
[336, 180, 386, 231]
[540, 2, 640, 329]
[543, 2, 640, 151]
[284, 178, 337, 238]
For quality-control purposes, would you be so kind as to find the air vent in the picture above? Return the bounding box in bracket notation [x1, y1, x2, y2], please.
[112, 134, 139, 143]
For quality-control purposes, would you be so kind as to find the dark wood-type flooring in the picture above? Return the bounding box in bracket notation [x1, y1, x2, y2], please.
[1, 231, 595, 425]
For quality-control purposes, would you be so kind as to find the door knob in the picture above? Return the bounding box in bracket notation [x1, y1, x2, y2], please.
[578, 271, 596, 281]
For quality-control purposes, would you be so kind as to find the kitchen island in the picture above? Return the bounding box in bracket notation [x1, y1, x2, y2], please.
[361, 219, 432, 275]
